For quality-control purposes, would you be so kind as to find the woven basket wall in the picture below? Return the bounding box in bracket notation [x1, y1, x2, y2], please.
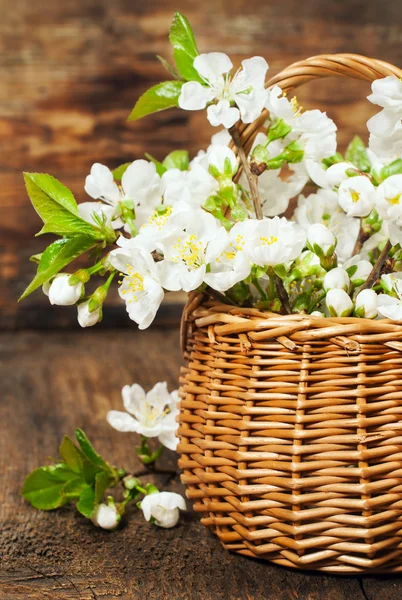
[178, 55, 402, 574]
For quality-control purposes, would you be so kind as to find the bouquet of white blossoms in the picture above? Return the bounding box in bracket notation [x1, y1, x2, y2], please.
[21, 12, 402, 326]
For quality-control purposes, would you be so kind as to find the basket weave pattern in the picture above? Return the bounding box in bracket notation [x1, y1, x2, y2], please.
[179, 297, 402, 572]
[178, 55, 402, 573]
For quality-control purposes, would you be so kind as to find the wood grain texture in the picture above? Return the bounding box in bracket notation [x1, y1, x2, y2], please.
[1, 0, 402, 329]
[1, 328, 402, 598]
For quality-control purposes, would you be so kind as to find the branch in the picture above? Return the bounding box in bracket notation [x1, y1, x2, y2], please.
[229, 124, 263, 220]
[274, 275, 291, 314]
[352, 221, 370, 256]
[360, 240, 392, 291]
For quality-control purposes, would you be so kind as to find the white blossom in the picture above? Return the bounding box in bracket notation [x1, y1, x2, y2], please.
[156, 210, 222, 292]
[107, 382, 179, 451]
[355, 289, 378, 319]
[377, 275, 402, 320]
[108, 246, 164, 329]
[44, 273, 84, 306]
[203, 222, 252, 292]
[367, 77, 402, 158]
[141, 491, 186, 528]
[85, 161, 163, 228]
[338, 176, 376, 217]
[91, 503, 120, 530]
[375, 174, 402, 225]
[162, 165, 218, 208]
[77, 300, 102, 328]
[178, 53, 269, 128]
[323, 267, 350, 292]
[241, 217, 306, 267]
[325, 288, 353, 317]
[265, 86, 337, 162]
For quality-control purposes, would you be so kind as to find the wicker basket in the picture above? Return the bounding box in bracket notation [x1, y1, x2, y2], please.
[178, 54, 402, 574]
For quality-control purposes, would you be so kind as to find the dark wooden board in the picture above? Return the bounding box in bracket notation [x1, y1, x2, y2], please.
[1, 328, 402, 599]
[2, 0, 402, 328]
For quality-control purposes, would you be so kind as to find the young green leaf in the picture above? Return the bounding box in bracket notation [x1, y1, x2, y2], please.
[19, 237, 97, 300]
[345, 136, 371, 173]
[95, 471, 112, 505]
[163, 150, 189, 171]
[75, 429, 112, 473]
[156, 55, 181, 80]
[22, 464, 79, 510]
[24, 173, 104, 239]
[62, 477, 88, 500]
[169, 12, 201, 82]
[24, 173, 79, 214]
[59, 436, 84, 474]
[112, 163, 131, 181]
[129, 81, 184, 121]
[381, 158, 402, 179]
[76, 485, 96, 518]
[144, 153, 167, 176]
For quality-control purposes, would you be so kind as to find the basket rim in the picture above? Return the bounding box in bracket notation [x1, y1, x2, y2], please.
[180, 293, 402, 354]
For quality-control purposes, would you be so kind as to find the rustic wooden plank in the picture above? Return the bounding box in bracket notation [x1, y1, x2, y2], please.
[2, 0, 402, 328]
[1, 329, 402, 599]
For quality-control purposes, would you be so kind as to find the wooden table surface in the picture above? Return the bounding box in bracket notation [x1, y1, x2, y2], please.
[0, 327, 401, 600]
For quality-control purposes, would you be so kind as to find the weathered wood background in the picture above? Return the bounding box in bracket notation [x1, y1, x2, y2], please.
[2, 2, 402, 598]
[2, 0, 402, 329]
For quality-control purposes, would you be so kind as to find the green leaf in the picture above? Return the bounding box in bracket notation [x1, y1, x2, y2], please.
[59, 436, 84, 474]
[76, 485, 96, 518]
[95, 471, 112, 505]
[169, 12, 201, 82]
[129, 81, 184, 121]
[381, 158, 402, 179]
[112, 163, 131, 181]
[29, 253, 42, 263]
[144, 153, 167, 176]
[345, 136, 371, 172]
[22, 464, 78, 510]
[24, 172, 78, 214]
[24, 173, 103, 239]
[63, 477, 88, 500]
[75, 429, 112, 473]
[19, 236, 97, 300]
[163, 150, 189, 171]
[157, 55, 181, 80]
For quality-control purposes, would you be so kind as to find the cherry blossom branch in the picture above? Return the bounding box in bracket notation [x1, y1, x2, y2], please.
[229, 124, 263, 220]
[361, 240, 392, 291]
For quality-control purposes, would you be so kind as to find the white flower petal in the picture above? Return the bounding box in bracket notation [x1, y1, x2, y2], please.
[106, 410, 141, 433]
[207, 101, 240, 128]
[193, 52, 233, 83]
[178, 81, 215, 110]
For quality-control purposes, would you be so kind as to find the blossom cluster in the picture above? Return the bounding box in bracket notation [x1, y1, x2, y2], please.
[21, 12, 402, 326]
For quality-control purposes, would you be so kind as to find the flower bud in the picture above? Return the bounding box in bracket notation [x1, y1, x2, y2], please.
[344, 258, 372, 287]
[47, 273, 84, 306]
[311, 310, 325, 317]
[140, 491, 186, 529]
[355, 289, 378, 319]
[307, 224, 337, 258]
[323, 267, 350, 292]
[325, 288, 353, 317]
[77, 300, 102, 328]
[91, 503, 121, 530]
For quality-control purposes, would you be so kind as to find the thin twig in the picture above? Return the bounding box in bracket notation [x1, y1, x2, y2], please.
[352, 221, 370, 256]
[229, 124, 263, 220]
[275, 275, 291, 314]
[361, 240, 392, 291]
